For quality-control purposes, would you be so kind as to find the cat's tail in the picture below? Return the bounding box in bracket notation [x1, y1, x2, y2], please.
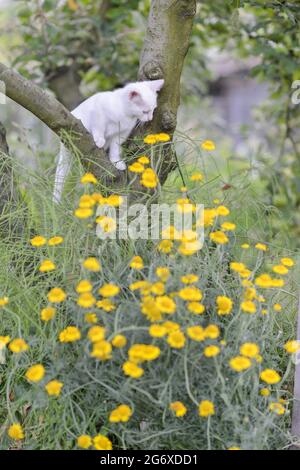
[53, 143, 71, 203]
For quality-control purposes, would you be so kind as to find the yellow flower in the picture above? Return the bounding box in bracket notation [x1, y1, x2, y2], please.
[198, 400, 215, 417]
[240, 300, 257, 314]
[123, 361, 144, 378]
[128, 344, 160, 363]
[144, 134, 158, 145]
[240, 343, 259, 358]
[8, 423, 24, 440]
[271, 278, 285, 288]
[0, 296, 9, 307]
[77, 292, 96, 308]
[112, 335, 127, 348]
[76, 280, 93, 294]
[205, 324, 220, 339]
[157, 133, 171, 142]
[216, 296, 233, 315]
[163, 321, 180, 333]
[84, 313, 98, 324]
[140, 168, 159, 188]
[187, 326, 206, 342]
[281, 257, 294, 267]
[260, 388, 270, 397]
[156, 295, 176, 314]
[158, 239, 173, 253]
[201, 140, 215, 151]
[149, 324, 167, 338]
[47, 287, 66, 303]
[98, 283, 120, 298]
[230, 262, 246, 273]
[25, 364, 45, 382]
[170, 401, 187, 417]
[8, 338, 29, 353]
[81, 172, 97, 184]
[210, 231, 229, 245]
[39, 260, 56, 272]
[96, 216, 117, 233]
[90, 340, 112, 360]
[187, 302, 205, 315]
[128, 162, 145, 173]
[221, 222, 236, 231]
[130, 256, 144, 269]
[0, 335, 10, 349]
[59, 326, 81, 343]
[93, 434, 113, 450]
[167, 330, 186, 348]
[178, 240, 201, 256]
[269, 402, 285, 415]
[30, 235, 46, 247]
[45, 380, 63, 396]
[229, 356, 251, 372]
[74, 207, 94, 219]
[79, 194, 96, 209]
[96, 299, 116, 312]
[190, 172, 203, 182]
[141, 296, 162, 322]
[179, 286, 202, 301]
[227, 447, 241, 450]
[181, 274, 199, 284]
[241, 243, 250, 249]
[151, 282, 165, 296]
[77, 435, 92, 449]
[48, 236, 64, 246]
[260, 369, 281, 384]
[201, 208, 217, 227]
[204, 345, 220, 357]
[176, 198, 195, 214]
[284, 340, 300, 354]
[155, 267, 170, 282]
[83, 257, 101, 272]
[106, 194, 124, 207]
[87, 326, 106, 343]
[109, 404, 133, 423]
[216, 205, 230, 216]
[255, 274, 273, 288]
[274, 303, 282, 312]
[138, 155, 150, 165]
[255, 243, 267, 251]
[40, 306, 56, 321]
[272, 265, 288, 275]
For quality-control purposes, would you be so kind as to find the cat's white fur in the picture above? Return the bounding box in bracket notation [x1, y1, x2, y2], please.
[53, 79, 164, 202]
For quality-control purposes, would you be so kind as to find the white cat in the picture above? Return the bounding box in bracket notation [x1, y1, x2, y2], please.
[53, 79, 164, 202]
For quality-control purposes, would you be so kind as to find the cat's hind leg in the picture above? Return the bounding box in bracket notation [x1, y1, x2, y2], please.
[53, 144, 71, 203]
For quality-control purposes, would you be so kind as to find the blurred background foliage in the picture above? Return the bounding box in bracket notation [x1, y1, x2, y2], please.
[0, 0, 300, 245]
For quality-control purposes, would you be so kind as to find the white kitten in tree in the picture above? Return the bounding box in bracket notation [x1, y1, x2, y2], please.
[53, 79, 164, 202]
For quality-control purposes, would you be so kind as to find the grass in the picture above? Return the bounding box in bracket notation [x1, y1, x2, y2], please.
[0, 136, 299, 450]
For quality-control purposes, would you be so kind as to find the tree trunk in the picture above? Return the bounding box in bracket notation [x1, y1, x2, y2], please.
[47, 65, 84, 110]
[135, 0, 197, 184]
[0, 121, 15, 221]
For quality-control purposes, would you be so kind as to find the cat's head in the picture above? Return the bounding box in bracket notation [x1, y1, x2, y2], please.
[124, 79, 164, 122]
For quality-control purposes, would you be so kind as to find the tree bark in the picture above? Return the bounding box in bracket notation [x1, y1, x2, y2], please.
[47, 64, 84, 110]
[135, 0, 197, 184]
[0, 121, 15, 219]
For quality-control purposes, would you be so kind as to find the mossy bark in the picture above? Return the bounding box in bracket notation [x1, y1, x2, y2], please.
[134, 0, 197, 184]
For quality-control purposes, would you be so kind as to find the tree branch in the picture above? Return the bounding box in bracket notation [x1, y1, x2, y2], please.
[0, 62, 118, 182]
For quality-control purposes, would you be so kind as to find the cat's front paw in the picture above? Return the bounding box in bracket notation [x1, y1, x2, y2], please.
[114, 161, 127, 171]
[94, 136, 105, 148]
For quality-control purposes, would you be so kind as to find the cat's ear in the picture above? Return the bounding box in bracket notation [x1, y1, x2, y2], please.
[146, 79, 165, 93]
[129, 90, 141, 101]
